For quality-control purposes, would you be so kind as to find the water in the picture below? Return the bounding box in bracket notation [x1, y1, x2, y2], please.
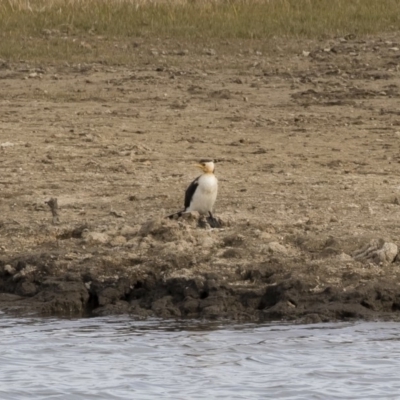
[1, 314, 400, 400]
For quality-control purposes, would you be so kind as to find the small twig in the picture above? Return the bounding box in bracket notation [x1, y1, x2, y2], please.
[45, 197, 60, 225]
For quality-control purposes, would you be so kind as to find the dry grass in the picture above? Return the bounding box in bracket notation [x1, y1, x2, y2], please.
[1, 0, 400, 62]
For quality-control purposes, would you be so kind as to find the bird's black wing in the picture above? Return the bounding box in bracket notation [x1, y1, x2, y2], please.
[184, 176, 200, 209]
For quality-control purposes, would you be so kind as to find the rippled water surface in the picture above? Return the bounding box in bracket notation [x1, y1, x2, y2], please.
[2, 314, 400, 399]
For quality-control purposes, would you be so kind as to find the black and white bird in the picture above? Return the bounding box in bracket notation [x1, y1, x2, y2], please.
[168, 160, 218, 223]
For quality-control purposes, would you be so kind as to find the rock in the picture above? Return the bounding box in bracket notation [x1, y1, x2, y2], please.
[36, 279, 90, 315]
[98, 287, 122, 306]
[262, 301, 296, 320]
[83, 231, 110, 244]
[16, 281, 37, 297]
[199, 236, 214, 249]
[1, 142, 15, 149]
[222, 247, 242, 258]
[110, 209, 126, 218]
[4, 264, 16, 275]
[201, 305, 223, 318]
[182, 297, 199, 314]
[92, 301, 131, 317]
[353, 239, 398, 265]
[203, 48, 216, 56]
[264, 242, 288, 255]
[0, 293, 23, 302]
[259, 232, 273, 241]
[223, 234, 245, 246]
[175, 49, 189, 56]
[28, 72, 41, 79]
[337, 252, 353, 262]
[126, 237, 140, 248]
[110, 235, 127, 247]
[209, 89, 231, 99]
[13, 264, 37, 281]
[374, 242, 398, 264]
[151, 296, 181, 317]
[120, 225, 139, 238]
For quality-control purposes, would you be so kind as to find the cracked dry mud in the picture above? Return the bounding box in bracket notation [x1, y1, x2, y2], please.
[2, 34, 400, 323]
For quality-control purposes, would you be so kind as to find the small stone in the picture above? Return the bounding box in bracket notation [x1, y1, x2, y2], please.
[337, 252, 353, 262]
[98, 287, 121, 306]
[1, 142, 15, 149]
[84, 232, 110, 244]
[203, 48, 216, 56]
[259, 232, 272, 241]
[183, 298, 199, 314]
[4, 264, 16, 275]
[353, 239, 398, 265]
[110, 236, 127, 247]
[13, 265, 36, 281]
[265, 242, 288, 255]
[110, 209, 126, 218]
[393, 197, 400, 205]
[17, 281, 37, 297]
[375, 242, 398, 264]
[64, 253, 78, 260]
[120, 225, 139, 238]
[200, 236, 214, 249]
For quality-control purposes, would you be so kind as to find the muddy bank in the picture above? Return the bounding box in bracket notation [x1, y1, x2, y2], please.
[2, 33, 400, 322]
[1, 216, 400, 323]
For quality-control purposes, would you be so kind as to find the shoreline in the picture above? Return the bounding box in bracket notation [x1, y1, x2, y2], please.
[1, 217, 400, 323]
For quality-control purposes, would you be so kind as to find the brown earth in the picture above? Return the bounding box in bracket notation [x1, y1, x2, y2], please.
[2, 34, 400, 323]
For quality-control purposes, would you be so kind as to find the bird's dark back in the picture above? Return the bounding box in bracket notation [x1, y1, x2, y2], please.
[184, 176, 200, 209]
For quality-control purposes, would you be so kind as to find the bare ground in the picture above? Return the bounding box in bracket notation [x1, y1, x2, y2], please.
[2, 34, 400, 323]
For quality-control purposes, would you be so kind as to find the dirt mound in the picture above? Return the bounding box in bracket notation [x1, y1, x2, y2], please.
[1, 213, 400, 322]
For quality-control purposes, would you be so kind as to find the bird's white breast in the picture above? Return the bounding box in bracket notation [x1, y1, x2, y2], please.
[187, 174, 218, 214]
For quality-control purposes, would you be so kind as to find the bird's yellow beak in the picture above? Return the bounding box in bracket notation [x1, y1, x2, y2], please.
[193, 163, 205, 171]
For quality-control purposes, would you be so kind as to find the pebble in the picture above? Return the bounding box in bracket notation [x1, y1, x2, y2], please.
[265, 242, 288, 255]
[1, 142, 15, 148]
[110, 236, 128, 247]
[203, 48, 216, 56]
[376, 242, 398, 264]
[84, 232, 110, 244]
[4, 265, 16, 275]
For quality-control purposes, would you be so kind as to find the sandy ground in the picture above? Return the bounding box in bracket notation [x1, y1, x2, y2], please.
[2, 34, 400, 322]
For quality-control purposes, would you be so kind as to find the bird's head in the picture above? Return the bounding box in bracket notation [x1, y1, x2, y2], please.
[194, 159, 215, 173]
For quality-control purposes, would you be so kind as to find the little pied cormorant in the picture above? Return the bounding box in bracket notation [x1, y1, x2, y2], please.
[168, 160, 218, 222]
